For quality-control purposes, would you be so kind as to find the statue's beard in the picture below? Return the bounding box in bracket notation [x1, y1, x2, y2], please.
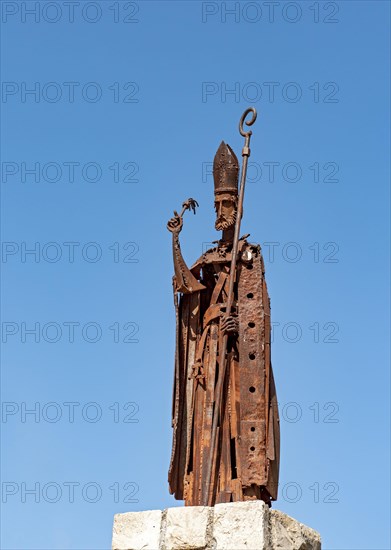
[215, 211, 237, 231]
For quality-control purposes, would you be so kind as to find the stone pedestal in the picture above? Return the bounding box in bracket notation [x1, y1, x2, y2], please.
[112, 501, 321, 550]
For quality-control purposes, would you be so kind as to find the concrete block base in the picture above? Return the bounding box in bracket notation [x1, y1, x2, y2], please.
[112, 501, 321, 550]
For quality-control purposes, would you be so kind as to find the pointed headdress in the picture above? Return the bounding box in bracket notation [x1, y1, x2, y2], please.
[213, 141, 239, 195]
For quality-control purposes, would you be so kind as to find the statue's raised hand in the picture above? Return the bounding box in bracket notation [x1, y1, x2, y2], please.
[167, 210, 183, 234]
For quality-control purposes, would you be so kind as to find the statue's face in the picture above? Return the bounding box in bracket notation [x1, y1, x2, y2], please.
[214, 193, 237, 231]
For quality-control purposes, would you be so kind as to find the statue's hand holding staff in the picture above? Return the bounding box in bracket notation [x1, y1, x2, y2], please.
[221, 313, 239, 335]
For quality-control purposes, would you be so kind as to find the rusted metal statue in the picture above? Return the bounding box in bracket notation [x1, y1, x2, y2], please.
[167, 108, 280, 508]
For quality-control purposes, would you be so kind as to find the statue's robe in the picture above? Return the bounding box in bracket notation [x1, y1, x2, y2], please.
[168, 238, 280, 507]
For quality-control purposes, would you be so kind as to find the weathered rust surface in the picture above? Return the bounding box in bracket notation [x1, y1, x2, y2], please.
[167, 109, 280, 507]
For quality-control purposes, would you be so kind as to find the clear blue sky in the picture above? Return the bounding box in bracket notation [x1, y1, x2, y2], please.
[1, 1, 390, 549]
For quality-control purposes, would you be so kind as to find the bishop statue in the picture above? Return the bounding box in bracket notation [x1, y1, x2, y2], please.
[167, 109, 280, 508]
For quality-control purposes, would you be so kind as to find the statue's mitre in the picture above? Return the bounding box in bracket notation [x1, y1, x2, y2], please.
[213, 141, 239, 195]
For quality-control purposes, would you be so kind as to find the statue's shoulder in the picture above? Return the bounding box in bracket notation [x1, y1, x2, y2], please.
[243, 240, 266, 275]
[190, 245, 219, 272]
[239, 236, 263, 259]
[244, 240, 261, 254]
